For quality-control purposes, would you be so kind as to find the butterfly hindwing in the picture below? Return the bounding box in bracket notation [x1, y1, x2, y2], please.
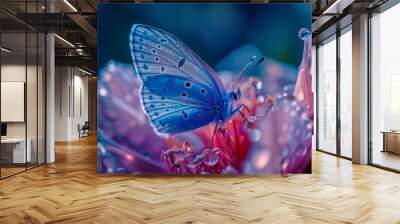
[130, 24, 225, 134]
[141, 75, 216, 134]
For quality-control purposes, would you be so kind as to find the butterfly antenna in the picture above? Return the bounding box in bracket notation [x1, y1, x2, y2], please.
[231, 56, 265, 90]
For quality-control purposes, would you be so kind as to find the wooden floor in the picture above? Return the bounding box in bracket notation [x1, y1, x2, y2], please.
[1, 136, 400, 224]
[372, 150, 400, 171]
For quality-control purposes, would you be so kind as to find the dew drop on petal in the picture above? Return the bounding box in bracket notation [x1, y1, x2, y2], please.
[204, 148, 220, 166]
[256, 81, 263, 90]
[307, 122, 313, 130]
[250, 129, 262, 142]
[99, 88, 107, 96]
[125, 154, 134, 161]
[104, 73, 112, 82]
[254, 150, 270, 169]
[298, 28, 311, 40]
[281, 159, 290, 172]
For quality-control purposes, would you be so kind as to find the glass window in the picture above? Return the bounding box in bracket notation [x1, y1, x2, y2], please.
[1, 30, 28, 177]
[312, 45, 317, 151]
[339, 28, 352, 158]
[317, 36, 337, 154]
[371, 3, 400, 171]
[0, 1, 46, 179]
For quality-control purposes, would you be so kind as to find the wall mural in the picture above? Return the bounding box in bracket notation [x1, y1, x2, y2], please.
[97, 3, 313, 174]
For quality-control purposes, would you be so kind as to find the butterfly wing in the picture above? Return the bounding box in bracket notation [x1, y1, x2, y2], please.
[129, 24, 225, 135]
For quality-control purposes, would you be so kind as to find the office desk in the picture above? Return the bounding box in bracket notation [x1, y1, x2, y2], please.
[1, 138, 31, 163]
[382, 131, 400, 154]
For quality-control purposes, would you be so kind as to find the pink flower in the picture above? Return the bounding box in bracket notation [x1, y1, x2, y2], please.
[161, 78, 273, 174]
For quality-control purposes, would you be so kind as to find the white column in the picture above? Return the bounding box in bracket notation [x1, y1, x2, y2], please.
[45, 1, 55, 163]
[352, 14, 369, 164]
[46, 33, 55, 163]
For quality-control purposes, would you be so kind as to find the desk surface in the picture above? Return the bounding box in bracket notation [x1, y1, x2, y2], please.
[1, 138, 27, 143]
[381, 131, 400, 134]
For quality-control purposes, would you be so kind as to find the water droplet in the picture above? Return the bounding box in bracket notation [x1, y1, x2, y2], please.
[307, 122, 313, 130]
[104, 73, 112, 82]
[250, 129, 262, 142]
[298, 28, 310, 40]
[256, 80, 263, 90]
[281, 158, 290, 172]
[254, 150, 270, 169]
[99, 88, 107, 96]
[204, 148, 219, 166]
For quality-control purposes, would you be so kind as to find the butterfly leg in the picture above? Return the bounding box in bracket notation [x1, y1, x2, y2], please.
[209, 123, 218, 147]
[233, 104, 257, 124]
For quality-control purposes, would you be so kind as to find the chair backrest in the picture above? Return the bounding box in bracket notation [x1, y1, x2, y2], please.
[82, 121, 90, 129]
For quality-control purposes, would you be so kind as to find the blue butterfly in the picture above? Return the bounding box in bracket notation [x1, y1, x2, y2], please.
[129, 24, 263, 138]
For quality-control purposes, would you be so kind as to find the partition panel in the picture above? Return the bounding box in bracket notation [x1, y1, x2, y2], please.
[0, 1, 47, 179]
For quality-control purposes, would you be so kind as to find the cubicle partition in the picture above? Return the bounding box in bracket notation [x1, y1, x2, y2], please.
[0, 1, 47, 179]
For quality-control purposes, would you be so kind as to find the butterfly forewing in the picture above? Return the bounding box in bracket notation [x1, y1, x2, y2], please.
[130, 24, 226, 135]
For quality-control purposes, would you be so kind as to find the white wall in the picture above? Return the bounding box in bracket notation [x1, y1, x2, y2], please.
[54, 67, 89, 141]
[1, 65, 37, 138]
[1, 65, 26, 137]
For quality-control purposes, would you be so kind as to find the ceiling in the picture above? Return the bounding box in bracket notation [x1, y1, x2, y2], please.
[0, 0, 390, 74]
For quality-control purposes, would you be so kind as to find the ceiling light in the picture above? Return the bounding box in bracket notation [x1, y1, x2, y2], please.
[1, 47, 11, 53]
[323, 0, 342, 14]
[78, 67, 93, 76]
[322, 0, 355, 15]
[54, 34, 75, 48]
[63, 0, 78, 12]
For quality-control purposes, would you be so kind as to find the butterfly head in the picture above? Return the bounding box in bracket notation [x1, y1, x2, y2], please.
[230, 87, 241, 102]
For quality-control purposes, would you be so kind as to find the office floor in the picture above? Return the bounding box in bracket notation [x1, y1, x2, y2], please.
[372, 150, 400, 171]
[1, 163, 44, 179]
[0, 136, 400, 223]
[0, 167, 25, 177]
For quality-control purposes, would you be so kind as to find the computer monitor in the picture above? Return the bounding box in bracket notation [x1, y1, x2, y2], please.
[1, 123, 7, 137]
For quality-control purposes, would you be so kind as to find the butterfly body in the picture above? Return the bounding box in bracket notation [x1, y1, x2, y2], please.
[130, 24, 244, 136]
